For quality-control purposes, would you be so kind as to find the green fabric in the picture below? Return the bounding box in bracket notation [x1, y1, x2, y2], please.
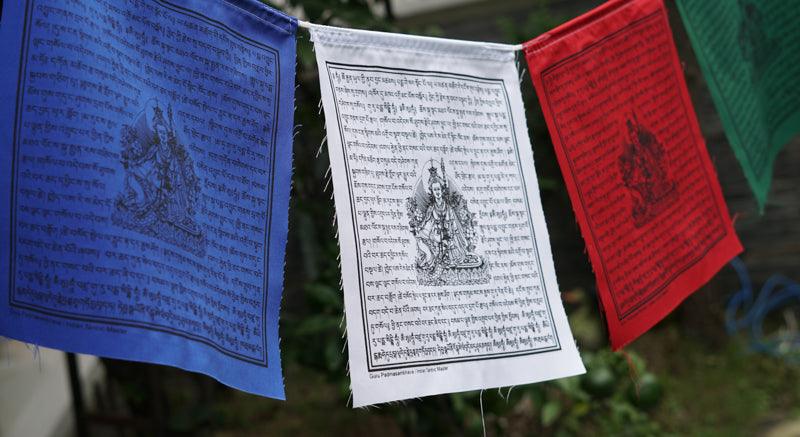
[676, 0, 800, 212]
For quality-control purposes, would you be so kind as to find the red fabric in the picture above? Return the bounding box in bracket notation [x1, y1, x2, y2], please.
[523, 0, 742, 349]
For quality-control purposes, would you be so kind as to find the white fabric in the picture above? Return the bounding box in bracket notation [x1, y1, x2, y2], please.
[311, 24, 585, 407]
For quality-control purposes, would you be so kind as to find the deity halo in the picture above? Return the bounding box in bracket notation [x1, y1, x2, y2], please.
[410, 158, 464, 210]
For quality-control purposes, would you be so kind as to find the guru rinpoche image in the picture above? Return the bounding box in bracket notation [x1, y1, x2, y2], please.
[114, 98, 206, 256]
[406, 159, 489, 286]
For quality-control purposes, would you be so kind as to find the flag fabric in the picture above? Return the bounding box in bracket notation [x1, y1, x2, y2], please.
[523, 0, 743, 349]
[309, 24, 584, 407]
[676, 0, 800, 212]
[0, 0, 296, 399]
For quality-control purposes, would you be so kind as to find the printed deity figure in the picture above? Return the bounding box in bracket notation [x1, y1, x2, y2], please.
[737, 0, 779, 82]
[416, 167, 472, 270]
[619, 115, 677, 227]
[117, 106, 168, 226]
[116, 99, 204, 254]
[407, 160, 488, 286]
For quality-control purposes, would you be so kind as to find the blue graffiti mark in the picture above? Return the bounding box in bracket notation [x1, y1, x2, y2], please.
[726, 257, 800, 360]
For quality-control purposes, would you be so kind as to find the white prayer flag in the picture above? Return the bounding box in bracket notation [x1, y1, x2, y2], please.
[310, 24, 585, 407]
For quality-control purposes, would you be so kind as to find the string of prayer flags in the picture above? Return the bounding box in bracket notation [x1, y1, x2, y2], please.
[676, 0, 800, 212]
[0, 0, 297, 399]
[309, 24, 585, 407]
[523, 0, 743, 350]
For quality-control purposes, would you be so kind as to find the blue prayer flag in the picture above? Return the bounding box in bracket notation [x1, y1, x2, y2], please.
[0, 0, 296, 399]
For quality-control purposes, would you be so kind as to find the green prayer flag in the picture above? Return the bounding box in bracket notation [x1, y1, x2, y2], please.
[676, 0, 800, 212]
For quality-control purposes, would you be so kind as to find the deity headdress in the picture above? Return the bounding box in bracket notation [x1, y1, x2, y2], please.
[427, 159, 448, 194]
[152, 103, 167, 130]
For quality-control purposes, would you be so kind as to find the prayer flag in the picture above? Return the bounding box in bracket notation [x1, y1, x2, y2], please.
[676, 0, 800, 212]
[310, 24, 584, 407]
[523, 0, 743, 349]
[0, 0, 297, 398]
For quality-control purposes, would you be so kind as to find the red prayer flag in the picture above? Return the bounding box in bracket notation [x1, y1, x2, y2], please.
[523, 0, 742, 349]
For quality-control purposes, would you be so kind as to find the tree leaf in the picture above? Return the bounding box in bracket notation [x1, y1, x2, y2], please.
[542, 401, 562, 427]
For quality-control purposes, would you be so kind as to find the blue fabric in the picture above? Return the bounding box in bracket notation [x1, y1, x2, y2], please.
[0, 0, 296, 399]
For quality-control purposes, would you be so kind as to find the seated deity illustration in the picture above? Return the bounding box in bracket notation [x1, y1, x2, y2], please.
[114, 98, 205, 256]
[618, 114, 678, 228]
[737, 0, 779, 83]
[406, 159, 489, 286]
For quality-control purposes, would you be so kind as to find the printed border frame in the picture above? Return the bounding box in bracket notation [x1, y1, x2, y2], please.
[538, 11, 729, 322]
[7, 0, 282, 367]
[326, 62, 562, 371]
